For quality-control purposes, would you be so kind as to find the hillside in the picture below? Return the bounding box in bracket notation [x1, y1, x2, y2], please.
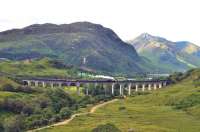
[128, 33, 200, 73]
[40, 69, 200, 132]
[0, 58, 84, 78]
[0, 74, 115, 131]
[0, 22, 154, 75]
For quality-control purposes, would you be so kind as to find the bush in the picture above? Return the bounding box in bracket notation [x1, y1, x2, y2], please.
[169, 72, 185, 83]
[92, 123, 121, 132]
[1, 84, 36, 94]
[46, 88, 75, 113]
[194, 79, 200, 87]
[59, 107, 72, 118]
[49, 60, 73, 69]
[118, 106, 126, 111]
[1, 98, 34, 115]
[78, 96, 96, 107]
[22, 104, 34, 115]
[34, 96, 50, 109]
[1, 99, 25, 114]
[175, 94, 200, 109]
[133, 91, 150, 96]
[0, 122, 4, 132]
[2, 84, 15, 92]
[42, 108, 54, 119]
[16, 86, 36, 93]
[3, 116, 24, 132]
[52, 114, 61, 122]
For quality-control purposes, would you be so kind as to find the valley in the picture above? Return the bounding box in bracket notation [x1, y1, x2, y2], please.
[38, 69, 200, 132]
[0, 22, 200, 132]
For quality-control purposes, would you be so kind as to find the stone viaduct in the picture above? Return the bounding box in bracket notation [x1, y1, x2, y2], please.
[22, 78, 169, 96]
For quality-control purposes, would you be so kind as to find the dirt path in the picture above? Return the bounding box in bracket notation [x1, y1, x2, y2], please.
[28, 99, 118, 132]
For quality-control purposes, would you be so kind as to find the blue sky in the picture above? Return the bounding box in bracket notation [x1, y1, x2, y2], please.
[0, 0, 200, 45]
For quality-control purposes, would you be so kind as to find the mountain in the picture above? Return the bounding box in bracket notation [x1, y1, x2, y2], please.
[128, 33, 200, 72]
[0, 22, 153, 75]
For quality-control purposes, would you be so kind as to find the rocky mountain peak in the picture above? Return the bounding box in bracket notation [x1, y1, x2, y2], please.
[139, 33, 154, 40]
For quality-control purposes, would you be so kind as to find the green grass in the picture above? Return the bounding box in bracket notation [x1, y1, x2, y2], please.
[0, 76, 37, 101]
[0, 76, 19, 89]
[1, 59, 200, 131]
[39, 72, 200, 132]
[40, 100, 200, 132]
[0, 76, 34, 101]
[63, 86, 85, 96]
[0, 58, 80, 78]
[0, 58, 98, 80]
[0, 110, 14, 122]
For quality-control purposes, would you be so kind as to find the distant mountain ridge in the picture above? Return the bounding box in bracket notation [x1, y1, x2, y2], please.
[128, 33, 200, 72]
[0, 22, 155, 75]
[1, 22, 199, 74]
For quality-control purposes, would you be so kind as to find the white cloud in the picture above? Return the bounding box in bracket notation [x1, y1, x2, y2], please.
[0, 0, 200, 45]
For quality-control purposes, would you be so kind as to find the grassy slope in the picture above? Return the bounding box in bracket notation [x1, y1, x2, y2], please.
[140, 50, 189, 73]
[0, 75, 89, 130]
[0, 58, 80, 78]
[0, 77, 37, 122]
[0, 61, 83, 125]
[40, 70, 200, 132]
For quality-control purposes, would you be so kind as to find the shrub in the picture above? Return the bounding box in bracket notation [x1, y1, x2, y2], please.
[1, 84, 36, 94]
[169, 72, 185, 83]
[92, 123, 121, 132]
[118, 106, 126, 111]
[175, 94, 200, 109]
[35, 65, 45, 69]
[46, 88, 75, 113]
[52, 114, 61, 122]
[2, 84, 15, 92]
[16, 86, 36, 93]
[78, 96, 95, 107]
[3, 116, 24, 132]
[42, 108, 54, 119]
[22, 104, 34, 115]
[1, 99, 25, 114]
[59, 107, 72, 118]
[49, 60, 73, 69]
[0, 122, 4, 132]
[194, 79, 200, 87]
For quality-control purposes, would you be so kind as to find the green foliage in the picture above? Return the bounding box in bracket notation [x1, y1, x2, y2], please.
[3, 115, 24, 132]
[169, 72, 185, 83]
[92, 123, 121, 132]
[0, 122, 4, 132]
[2, 84, 15, 92]
[59, 107, 72, 119]
[0, 58, 82, 78]
[175, 94, 200, 109]
[118, 106, 126, 111]
[194, 80, 200, 87]
[40, 68, 200, 132]
[0, 75, 116, 131]
[169, 68, 200, 83]
[0, 77, 19, 91]
[46, 88, 75, 113]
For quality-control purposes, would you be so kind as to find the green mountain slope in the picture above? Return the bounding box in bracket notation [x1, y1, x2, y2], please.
[0, 22, 152, 75]
[0, 58, 82, 78]
[41, 69, 200, 132]
[128, 33, 200, 73]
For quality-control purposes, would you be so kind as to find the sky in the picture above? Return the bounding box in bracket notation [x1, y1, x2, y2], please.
[0, 0, 200, 45]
